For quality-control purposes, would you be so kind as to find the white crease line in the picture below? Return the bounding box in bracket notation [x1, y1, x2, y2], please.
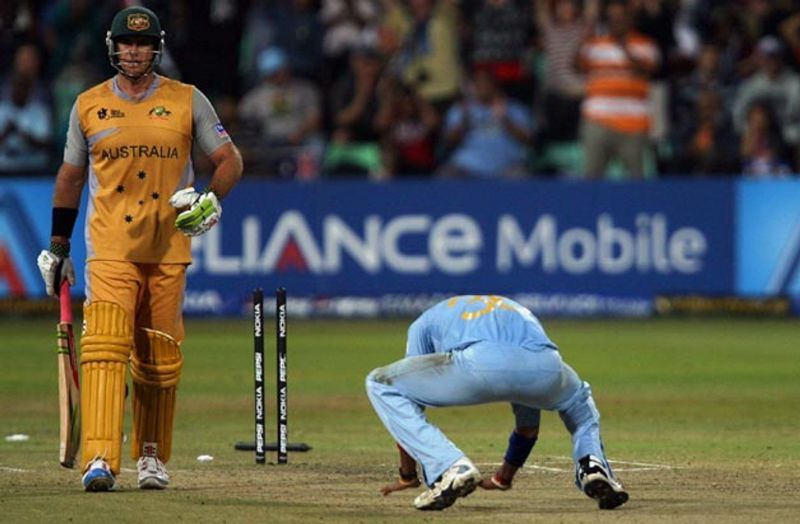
[475, 457, 676, 473]
[552, 455, 674, 470]
[121, 468, 193, 474]
[524, 465, 564, 472]
[471, 462, 673, 474]
[0, 466, 28, 472]
[609, 467, 665, 472]
[614, 461, 675, 469]
[525, 466, 667, 473]
[382, 456, 678, 473]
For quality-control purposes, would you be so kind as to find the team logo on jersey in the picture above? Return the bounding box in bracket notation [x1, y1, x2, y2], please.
[97, 107, 125, 120]
[149, 105, 172, 119]
[127, 13, 151, 31]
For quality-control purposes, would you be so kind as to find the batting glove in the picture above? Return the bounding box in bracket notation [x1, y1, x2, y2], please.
[169, 187, 222, 237]
[37, 247, 75, 298]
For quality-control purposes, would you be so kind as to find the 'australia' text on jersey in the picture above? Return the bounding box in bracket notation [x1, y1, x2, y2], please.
[100, 145, 179, 160]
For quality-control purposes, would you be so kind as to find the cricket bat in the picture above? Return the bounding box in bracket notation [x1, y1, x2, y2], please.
[57, 280, 80, 468]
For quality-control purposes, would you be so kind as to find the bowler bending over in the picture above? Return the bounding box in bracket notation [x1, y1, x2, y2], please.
[365, 295, 628, 511]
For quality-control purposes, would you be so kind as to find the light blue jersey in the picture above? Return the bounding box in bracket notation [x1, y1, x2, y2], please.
[367, 294, 613, 487]
[406, 295, 557, 357]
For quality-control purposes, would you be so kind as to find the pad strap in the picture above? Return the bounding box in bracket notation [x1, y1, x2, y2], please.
[130, 328, 183, 387]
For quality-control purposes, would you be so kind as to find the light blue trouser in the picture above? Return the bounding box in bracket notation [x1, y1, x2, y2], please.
[365, 342, 605, 486]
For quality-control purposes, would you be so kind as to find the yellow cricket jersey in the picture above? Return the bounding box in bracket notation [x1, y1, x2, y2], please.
[73, 76, 196, 263]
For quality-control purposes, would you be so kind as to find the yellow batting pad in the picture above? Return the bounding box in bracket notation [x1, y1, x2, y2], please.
[130, 328, 183, 463]
[80, 302, 132, 474]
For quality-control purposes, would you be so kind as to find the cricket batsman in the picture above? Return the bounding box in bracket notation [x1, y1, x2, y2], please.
[36, 6, 243, 491]
[366, 295, 629, 510]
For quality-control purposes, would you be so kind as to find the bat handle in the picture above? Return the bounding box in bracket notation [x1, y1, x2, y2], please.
[59, 280, 72, 324]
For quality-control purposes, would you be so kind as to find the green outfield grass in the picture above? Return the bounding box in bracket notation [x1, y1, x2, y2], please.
[1, 317, 799, 522]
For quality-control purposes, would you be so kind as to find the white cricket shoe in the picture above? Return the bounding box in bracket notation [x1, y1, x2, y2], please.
[82, 458, 116, 492]
[578, 455, 629, 509]
[413, 457, 481, 511]
[137, 455, 170, 489]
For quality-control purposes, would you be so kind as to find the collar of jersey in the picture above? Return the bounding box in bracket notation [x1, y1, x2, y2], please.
[111, 73, 161, 103]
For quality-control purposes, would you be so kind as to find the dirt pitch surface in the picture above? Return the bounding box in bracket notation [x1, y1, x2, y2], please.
[1, 454, 797, 522]
[2, 317, 798, 522]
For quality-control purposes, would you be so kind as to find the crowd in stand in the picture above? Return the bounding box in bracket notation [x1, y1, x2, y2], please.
[2, 0, 800, 179]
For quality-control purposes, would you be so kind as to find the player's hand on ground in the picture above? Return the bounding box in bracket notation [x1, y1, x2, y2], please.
[380, 476, 421, 496]
[36, 249, 75, 297]
[170, 187, 222, 237]
[479, 474, 512, 491]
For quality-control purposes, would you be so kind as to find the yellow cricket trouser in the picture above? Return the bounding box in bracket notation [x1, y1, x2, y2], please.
[86, 260, 188, 341]
[81, 261, 187, 473]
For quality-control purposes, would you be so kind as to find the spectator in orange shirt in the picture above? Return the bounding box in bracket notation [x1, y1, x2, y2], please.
[577, 0, 659, 179]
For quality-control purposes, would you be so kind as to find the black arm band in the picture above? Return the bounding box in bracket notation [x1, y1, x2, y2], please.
[52, 207, 79, 238]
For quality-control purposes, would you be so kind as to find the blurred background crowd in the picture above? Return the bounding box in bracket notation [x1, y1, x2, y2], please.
[3, 0, 800, 180]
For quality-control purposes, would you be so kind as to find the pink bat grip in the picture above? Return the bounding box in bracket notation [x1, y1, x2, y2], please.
[59, 280, 72, 323]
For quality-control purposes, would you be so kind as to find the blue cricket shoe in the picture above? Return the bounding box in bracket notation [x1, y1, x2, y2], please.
[82, 458, 116, 492]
